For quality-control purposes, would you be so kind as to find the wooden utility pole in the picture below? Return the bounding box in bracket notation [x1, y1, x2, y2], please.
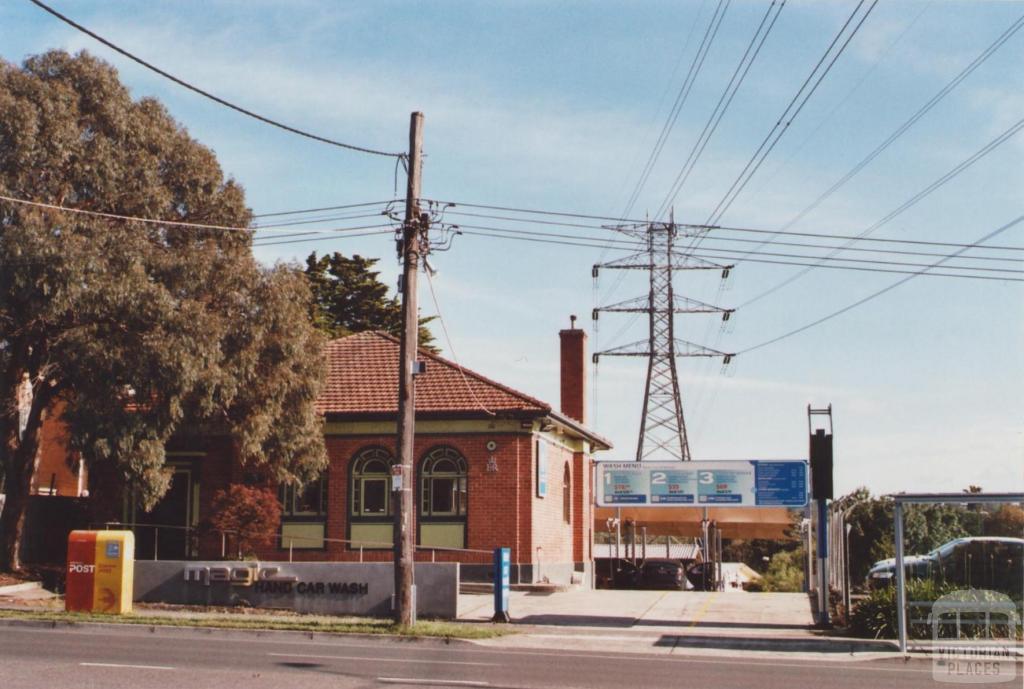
[394, 111, 424, 627]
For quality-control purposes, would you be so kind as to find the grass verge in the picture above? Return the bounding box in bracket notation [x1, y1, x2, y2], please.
[0, 608, 512, 640]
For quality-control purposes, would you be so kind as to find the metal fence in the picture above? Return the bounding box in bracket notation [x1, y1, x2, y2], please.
[101, 521, 492, 564]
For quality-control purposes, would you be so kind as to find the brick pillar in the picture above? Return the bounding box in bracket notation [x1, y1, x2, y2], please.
[559, 317, 587, 424]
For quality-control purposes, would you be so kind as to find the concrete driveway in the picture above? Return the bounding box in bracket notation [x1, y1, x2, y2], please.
[459, 589, 814, 631]
[458, 590, 899, 658]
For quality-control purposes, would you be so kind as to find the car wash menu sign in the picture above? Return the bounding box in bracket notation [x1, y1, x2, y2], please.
[597, 460, 808, 508]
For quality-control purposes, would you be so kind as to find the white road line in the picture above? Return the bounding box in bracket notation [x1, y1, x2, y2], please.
[268, 652, 496, 667]
[377, 679, 489, 687]
[80, 662, 174, 671]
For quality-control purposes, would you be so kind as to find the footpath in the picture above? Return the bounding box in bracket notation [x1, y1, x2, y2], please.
[0, 580, 911, 662]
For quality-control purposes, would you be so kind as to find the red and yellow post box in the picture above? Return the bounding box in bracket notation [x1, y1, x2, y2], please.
[65, 530, 135, 614]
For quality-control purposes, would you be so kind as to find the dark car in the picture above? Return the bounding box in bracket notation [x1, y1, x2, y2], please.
[686, 562, 715, 591]
[610, 560, 641, 589]
[866, 537, 1024, 592]
[639, 559, 687, 590]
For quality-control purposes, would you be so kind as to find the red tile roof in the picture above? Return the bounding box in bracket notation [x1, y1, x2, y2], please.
[317, 331, 551, 417]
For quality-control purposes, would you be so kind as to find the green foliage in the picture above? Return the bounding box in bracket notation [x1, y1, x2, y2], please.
[849, 581, 1022, 640]
[208, 484, 282, 558]
[840, 487, 1003, 586]
[304, 251, 436, 350]
[984, 505, 1024, 538]
[0, 51, 326, 570]
[849, 579, 956, 639]
[722, 539, 785, 573]
[762, 548, 806, 592]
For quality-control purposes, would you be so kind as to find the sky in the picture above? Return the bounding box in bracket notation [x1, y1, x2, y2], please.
[2, 0, 1022, 497]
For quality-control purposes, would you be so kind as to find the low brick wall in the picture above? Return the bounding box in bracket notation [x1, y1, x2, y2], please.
[133, 560, 459, 619]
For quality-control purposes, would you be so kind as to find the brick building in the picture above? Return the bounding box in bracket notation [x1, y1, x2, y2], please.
[30, 323, 611, 585]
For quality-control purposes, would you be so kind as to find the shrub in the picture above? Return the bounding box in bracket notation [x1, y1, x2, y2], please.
[208, 485, 281, 558]
[847, 579, 1014, 640]
[762, 548, 805, 592]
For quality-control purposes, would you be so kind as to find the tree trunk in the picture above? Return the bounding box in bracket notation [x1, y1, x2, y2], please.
[0, 382, 48, 573]
[0, 453, 33, 572]
[0, 434, 37, 572]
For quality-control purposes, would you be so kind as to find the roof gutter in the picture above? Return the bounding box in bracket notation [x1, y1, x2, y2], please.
[546, 410, 614, 452]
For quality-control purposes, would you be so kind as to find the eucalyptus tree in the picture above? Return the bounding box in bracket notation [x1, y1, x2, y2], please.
[0, 51, 326, 571]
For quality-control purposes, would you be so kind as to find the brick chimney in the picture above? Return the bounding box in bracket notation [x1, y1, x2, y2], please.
[559, 315, 587, 424]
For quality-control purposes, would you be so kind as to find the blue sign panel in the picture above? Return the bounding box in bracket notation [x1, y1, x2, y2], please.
[697, 468, 746, 504]
[597, 461, 808, 508]
[754, 461, 809, 506]
[649, 468, 695, 504]
[493, 547, 511, 622]
[603, 467, 648, 504]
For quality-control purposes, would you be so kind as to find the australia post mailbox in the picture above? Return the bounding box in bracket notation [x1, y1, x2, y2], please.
[66, 530, 135, 614]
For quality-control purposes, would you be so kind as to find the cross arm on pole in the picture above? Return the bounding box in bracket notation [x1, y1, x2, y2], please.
[593, 294, 734, 320]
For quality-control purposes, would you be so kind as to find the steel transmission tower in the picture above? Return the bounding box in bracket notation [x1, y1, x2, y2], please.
[592, 220, 734, 462]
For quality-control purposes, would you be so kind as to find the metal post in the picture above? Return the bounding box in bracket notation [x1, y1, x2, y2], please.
[153, 526, 158, 561]
[817, 498, 830, 625]
[716, 526, 723, 591]
[701, 508, 710, 591]
[221, 532, 226, 559]
[641, 526, 647, 561]
[803, 514, 812, 593]
[844, 520, 853, 622]
[895, 501, 908, 653]
[289, 538, 293, 563]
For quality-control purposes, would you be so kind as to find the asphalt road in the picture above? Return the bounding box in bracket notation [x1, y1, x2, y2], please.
[0, 622, 955, 688]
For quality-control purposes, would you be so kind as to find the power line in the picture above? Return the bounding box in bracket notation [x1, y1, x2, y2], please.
[736, 213, 1024, 354]
[251, 200, 399, 218]
[450, 220, 1024, 266]
[435, 206, 1024, 253]
[702, 0, 879, 227]
[28, 0, 404, 158]
[0, 191, 393, 236]
[251, 226, 394, 247]
[655, 0, 786, 219]
[455, 223, 1024, 277]
[251, 210, 390, 229]
[611, 0, 708, 219]
[621, 0, 733, 220]
[736, 10, 1024, 260]
[1, 192, 254, 232]
[738, 113, 1024, 307]
[423, 270, 496, 417]
[452, 225, 1023, 282]
[749, 2, 931, 198]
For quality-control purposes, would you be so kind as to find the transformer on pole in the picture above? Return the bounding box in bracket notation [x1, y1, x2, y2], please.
[592, 219, 734, 461]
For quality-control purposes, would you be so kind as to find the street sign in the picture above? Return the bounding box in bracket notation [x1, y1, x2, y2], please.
[596, 460, 808, 508]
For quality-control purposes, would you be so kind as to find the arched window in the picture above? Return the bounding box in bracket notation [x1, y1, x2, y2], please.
[420, 447, 468, 517]
[351, 447, 394, 517]
[563, 462, 572, 524]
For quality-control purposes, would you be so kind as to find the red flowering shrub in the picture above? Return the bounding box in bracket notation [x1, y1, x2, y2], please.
[208, 485, 281, 558]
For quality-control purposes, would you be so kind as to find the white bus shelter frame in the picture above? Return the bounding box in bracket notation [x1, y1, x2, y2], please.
[893, 492, 1024, 653]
